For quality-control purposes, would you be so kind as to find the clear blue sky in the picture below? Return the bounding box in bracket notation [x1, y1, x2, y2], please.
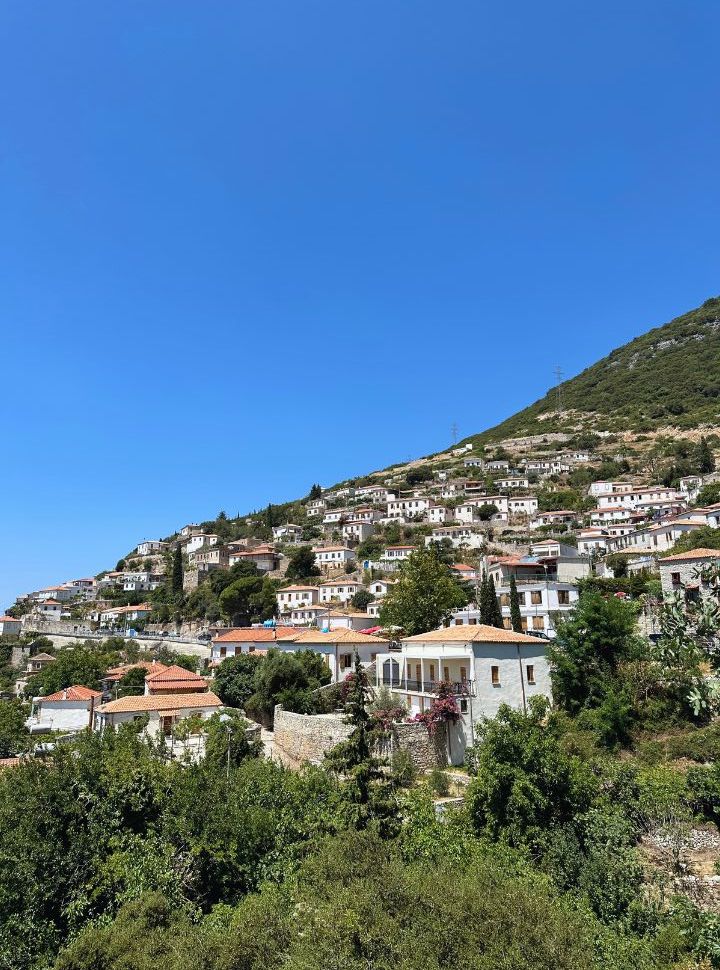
[1, 1, 719, 608]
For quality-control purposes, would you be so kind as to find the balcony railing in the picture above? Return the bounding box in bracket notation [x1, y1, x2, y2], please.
[380, 676, 473, 696]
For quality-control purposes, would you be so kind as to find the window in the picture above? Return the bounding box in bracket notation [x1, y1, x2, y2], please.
[499, 593, 510, 607]
[530, 590, 542, 605]
[671, 572, 681, 586]
[442, 665, 449, 681]
[532, 616, 544, 630]
[341, 654, 352, 670]
[454, 618, 463, 625]
[429, 664, 436, 682]
[526, 664, 535, 684]
[459, 698, 468, 713]
[219, 646, 227, 657]
[460, 666, 467, 683]
[557, 590, 570, 605]
[517, 591, 526, 605]
[520, 617, 528, 630]
[491, 665, 500, 685]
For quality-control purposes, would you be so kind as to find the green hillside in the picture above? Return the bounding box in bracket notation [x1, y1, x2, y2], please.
[468, 296, 720, 444]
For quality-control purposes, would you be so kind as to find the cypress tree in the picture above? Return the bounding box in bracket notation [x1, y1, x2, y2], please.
[488, 574, 504, 628]
[325, 652, 399, 837]
[171, 546, 183, 598]
[509, 575, 523, 633]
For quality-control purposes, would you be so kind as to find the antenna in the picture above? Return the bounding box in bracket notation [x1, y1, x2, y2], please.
[451, 422, 458, 445]
[553, 365, 564, 413]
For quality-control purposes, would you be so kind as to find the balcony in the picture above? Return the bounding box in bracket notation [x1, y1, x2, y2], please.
[380, 676, 474, 696]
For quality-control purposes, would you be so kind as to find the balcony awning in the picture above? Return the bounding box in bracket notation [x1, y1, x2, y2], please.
[399, 647, 472, 659]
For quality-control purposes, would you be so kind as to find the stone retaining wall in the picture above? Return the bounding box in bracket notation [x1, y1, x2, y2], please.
[272, 706, 447, 771]
[272, 707, 353, 769]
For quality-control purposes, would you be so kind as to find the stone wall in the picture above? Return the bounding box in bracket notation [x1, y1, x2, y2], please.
[377, 721, 448, 771]
[272, 707, 353, 769]
[272, 706, 448, 771]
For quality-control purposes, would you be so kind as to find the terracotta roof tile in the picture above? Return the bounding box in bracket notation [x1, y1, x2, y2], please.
[660, 548, 720, 562]
[404, 625, 543, 645]
[97, 692, 222, 714]
[40, 685, 103, 702]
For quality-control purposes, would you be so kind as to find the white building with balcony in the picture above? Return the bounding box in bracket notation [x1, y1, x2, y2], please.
[375, 625, 551, 764]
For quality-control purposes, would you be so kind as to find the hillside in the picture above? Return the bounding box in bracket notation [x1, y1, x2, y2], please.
[461, 296, 720, 446]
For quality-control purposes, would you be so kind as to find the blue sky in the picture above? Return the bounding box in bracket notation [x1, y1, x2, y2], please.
[1, 1, 719, 608]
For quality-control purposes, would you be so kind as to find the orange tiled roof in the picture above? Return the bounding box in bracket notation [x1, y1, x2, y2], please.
[213, 626, 299, 643]
[41, 685, 102, 702]
[660, 548, 720, 562]
[97, 692, 222, 714]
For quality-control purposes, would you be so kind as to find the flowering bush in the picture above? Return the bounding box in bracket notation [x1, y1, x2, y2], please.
[414, 681, 460, 736]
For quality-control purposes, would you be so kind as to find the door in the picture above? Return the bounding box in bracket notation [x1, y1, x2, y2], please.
[161, 716, 174, 737]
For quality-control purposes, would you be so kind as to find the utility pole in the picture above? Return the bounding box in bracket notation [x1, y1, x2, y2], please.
[451, 422, 458, 445]
[553, 365, 564, 413]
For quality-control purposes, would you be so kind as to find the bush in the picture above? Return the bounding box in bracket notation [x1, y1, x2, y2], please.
[428, 768, 450, 797]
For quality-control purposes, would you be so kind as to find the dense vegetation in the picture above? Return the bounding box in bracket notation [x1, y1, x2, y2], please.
[466, 296, 720, 442]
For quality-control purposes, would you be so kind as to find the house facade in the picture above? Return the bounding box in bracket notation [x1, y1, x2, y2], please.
[375, 625, 551, 764]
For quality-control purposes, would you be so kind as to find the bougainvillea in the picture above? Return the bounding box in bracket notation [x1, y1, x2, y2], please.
[413, 681, 461, 736]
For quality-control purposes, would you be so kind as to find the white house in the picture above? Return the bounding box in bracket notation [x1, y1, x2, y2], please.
[27, 685, 103, 734]
[183, 533, 219, 556]
[211, 626, 300, 663]
[98, 603, 153, 626]
[342, 520, 375, 543]
[588, 481, 635, 497]
[95, 692, 223, 737]
[354, 485, 393, 504]
[136, 540, 165, 556]
[34, 600, 64, 619]
[607, 517, 706, 554]
[375, 625, 551, 763]
[0, 615, 21, 636]
[323, 508, 348, 526]
[496, 477, 530, 490]
[306, 498, 327, 517]
[318, 579, 365, 604]
[382, 545, 417, 563]
[425, 504, 455, 525]
[507, 496, 539, 518]
[590, 506, 634, 525]
[367, 579, 394, 599]
[276, 585, 319, 614]
[386, 496, 430, 520]
[312, 545, 357, 572]
[577, 528, 609, 556]
[529, 510, 576, 530]
[274, 628, 389, 683]
[425, 526, 486, 550]
[272, 524, 304, 543]
[228, 545, 278, 573]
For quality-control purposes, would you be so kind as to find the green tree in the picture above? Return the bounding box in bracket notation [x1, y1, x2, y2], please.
[218, 575, 264, 624]
[24, 645, 114, 697]
[477, 502, 499, 521]
[0, 699, 30, 757]
[549, 591, 641, 713]
[248, 649, 330, 725]
[379, 547, 468, 636]
[695, 435, 716, 473]
[118, 666, 147, 692]
[325, 654, 398, 837]
[171, 546, 183, 598]
[203, 709, 258, 773]
[509, 575, 523, 633]
[466, 699, 595, 851]
[351, 589, 373, 611]
[214, 654, 263, 709]
[284, 545, 320, 580]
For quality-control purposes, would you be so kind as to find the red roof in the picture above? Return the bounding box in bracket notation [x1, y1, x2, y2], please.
[145, 664, 203, 683]
[41, 685, 103, 702]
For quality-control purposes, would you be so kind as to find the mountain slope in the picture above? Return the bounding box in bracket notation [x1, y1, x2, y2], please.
[465, 296, 720, 445]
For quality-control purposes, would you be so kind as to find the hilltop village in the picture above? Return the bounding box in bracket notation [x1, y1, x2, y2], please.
[4, 427, 720, 766]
